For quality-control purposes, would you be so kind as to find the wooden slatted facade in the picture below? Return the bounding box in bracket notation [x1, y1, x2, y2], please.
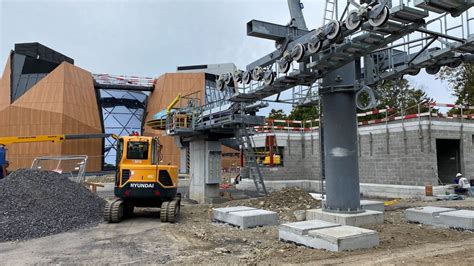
[0, 61, 103, 171]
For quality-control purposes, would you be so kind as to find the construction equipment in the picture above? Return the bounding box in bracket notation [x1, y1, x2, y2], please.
[103, 134, 181, 223]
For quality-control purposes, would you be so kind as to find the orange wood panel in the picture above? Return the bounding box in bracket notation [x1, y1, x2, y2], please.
[0, 62, 103, 171]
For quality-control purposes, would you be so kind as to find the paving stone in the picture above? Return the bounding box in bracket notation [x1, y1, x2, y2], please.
[439, 210, 474, 230]
[405, 206, 456, 225]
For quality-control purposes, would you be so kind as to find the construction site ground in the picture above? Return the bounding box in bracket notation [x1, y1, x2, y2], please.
[1, 188, 474, 265]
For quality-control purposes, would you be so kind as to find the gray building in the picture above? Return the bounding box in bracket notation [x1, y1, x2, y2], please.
[238, 117, 474, 197]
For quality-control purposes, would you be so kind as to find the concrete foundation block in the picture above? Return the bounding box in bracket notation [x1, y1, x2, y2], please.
[279, 220, 339, 236]
[439, 210, 474, 230]
[279, 219, 379, 252]
[360, 200, 385, 213]
[213, 206, 278, 229]
[306, 209, 384, 226]
[213, 206, 256, 222]
[405, 206, 456, 225]
[308, 225, 379, 251]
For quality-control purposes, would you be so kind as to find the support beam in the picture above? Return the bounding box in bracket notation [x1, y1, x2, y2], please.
[247, 20, 309, 41]
[287, 0, 308, 30]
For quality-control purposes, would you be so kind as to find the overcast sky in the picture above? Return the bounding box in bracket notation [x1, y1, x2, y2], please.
[0, 0, 457, 114]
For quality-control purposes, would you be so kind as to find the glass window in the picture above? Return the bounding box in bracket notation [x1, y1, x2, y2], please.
[99, 88, 148, 166]
[127, 141, 149, 160]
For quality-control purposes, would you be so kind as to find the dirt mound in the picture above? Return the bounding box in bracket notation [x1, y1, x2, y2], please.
[224, 187, 320, 222]
[0, 169, 105, 242]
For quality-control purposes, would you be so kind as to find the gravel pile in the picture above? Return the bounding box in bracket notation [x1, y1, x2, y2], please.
[0, 169, 105, 242]
[225, 187, 320, 222]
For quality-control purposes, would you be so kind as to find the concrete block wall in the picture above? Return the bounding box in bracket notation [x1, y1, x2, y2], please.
[250, 118, 474, 186]
[256, 133, 322, 181]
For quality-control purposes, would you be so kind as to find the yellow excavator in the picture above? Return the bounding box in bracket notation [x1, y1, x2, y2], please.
[104, 134, 180, 223]
[0, 133, 181, 223]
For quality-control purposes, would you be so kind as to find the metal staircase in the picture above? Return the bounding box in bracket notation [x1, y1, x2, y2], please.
[236, 126, 268, 196]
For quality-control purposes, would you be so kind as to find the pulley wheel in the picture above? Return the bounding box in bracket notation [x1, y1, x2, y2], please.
[292, 43, 305, 62]
[368, 5, 390, 28]
[243, 71, 252, 84]
[407, 68, 421, 76]
[345, 10, 362, 31]
[308, 39, 322, 54]
[216, 78, 225, 91]
[326, 20, 342, 40]
[278, 59, 291, 74]
[263, 71, 275, 85]
[426, 65, 441, 75]
[224, 72, 233, 85]
[252, 68, 263, 81]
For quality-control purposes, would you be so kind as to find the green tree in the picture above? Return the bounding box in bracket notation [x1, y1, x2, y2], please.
[267, 109, 288, 120]
[437, 63, 474, 115]
[376, 79, 431, 113]
[359, 79, 432, 122]
[288, 106, 319, 121]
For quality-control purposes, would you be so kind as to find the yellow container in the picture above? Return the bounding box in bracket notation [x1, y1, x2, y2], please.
[263, 155, 281, 165]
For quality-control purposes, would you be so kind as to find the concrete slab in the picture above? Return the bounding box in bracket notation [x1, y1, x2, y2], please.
[213, 206, 278, 229]
[308, 225, 379, 251]
[360, 200, 385, 213]
[405, 206, 456, 226]
[306, 209, 384, 226]
[228, 209, 279, 229]
[439, 210, 474, 230]
[279, 220, 340, 236]
[213, 206, 256, 222]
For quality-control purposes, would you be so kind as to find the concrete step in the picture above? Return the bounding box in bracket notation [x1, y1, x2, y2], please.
[279, 219, 379, 252]
[213, 206, 278, 229]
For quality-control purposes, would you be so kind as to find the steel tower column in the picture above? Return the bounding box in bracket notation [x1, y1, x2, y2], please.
[320, 62, 362, 213]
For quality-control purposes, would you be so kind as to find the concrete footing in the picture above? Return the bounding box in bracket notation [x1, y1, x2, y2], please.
[306, 209, 384, 226]
[405, 206, 455, 226]
[360, 200, 385, 213]
[406, 207, 474, 230]
[439, 210, 474, 230]
[213, 206, 279, 229]
[279, 220, 379, 251]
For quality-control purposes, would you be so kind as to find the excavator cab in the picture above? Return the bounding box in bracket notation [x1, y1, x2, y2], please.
[104, 135, 181, 223]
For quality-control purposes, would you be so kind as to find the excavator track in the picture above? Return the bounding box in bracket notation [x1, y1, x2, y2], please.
[160, 201, 170, 222]
[104, 199, 124, 223]
[167, 199, 180, 223]
[160, 198, 180, 223]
